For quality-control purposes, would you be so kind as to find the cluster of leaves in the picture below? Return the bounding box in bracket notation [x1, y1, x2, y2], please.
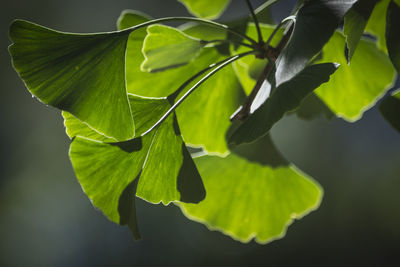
[8, 0, 400, 244]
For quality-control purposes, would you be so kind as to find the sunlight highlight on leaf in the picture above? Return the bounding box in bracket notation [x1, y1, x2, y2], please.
[180, 135, 322, 244]
[9, 20, 134, 141]
[316, 32, 396, 121]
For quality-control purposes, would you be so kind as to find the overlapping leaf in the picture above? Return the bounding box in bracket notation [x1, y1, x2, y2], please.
[178, 0, 231, 19]
[275, 0, 355, 86]
[386, 0, 400, 74]
[67, 95, 205, 227]
[141, 25, 205, 72]
[9, 20, 134, 141]
[380, 89, 400, 133]
[343, 0, 378, 62]
[120, 10, 244, 155]
[180, 135, 322, 244]
[316, 32, 396, 121]
[365, 0, 390, 52]
[230, 63, 338, 145]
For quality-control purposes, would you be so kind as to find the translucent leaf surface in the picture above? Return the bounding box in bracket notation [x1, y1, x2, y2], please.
[316, 32, 396, 121]
[275, 0, 355, 86]
[386, 0, 400, 74]
[141, 25, 205, 72]
[365, 0, 390, 52]
[230, 63, 338, 145]
[343, 0, 377, 62]
[63, 94, 173, 139]
[380, 89, 400, 133]
[9, 20, 134, 141]
[178, 0, 231, 19]
[69, 96, 205, 226]
[180, 135, 322, 244]
[119, 11, 244, 155]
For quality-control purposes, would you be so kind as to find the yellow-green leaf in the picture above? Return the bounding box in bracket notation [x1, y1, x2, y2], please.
[316, 31, 396, 121]
[180, 135, 322, 243]
[178, 0, 231, 19]
[9, 20, 134, 141]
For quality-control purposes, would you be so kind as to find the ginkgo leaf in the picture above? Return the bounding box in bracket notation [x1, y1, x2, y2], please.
[386, 0, 400, 74]
[180, 134, 322, 244]
[365, 0, 390, 52]
[119, 11, 216, 97]
[119, 11, 244, 155]
[141, 25, 205, 72]
[343, 0, 378, 62]
[178, 0, 231, 20]
[176, 58, 244, 156]
[9, 20, 134, 141]
[275, 0, 355, 86]
[69, 96, 205, 225]
[229, 63, 338, 145]
[63, 94, 171, 140]
[315, 31, 396, 121]
[380, 89, 400, 133]
[117, 9, 152, 30]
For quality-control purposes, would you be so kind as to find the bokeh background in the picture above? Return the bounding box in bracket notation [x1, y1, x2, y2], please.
[1, 0, 400, 266]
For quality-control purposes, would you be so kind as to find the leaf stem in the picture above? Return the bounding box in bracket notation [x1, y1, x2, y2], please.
[245, 0, 264, 44]
[231, 21, 295, 121]
[141, 51, 255, 136]
[124, 17, 258, 47]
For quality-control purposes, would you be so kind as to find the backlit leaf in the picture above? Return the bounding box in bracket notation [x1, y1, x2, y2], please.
[178, 0, 231, 19]
[119, 11, 244, 155]
[365, 0, 390, 52]
[316, 32, 396, 121]
[141, 25, 205, 72]
[230, 63, 338, 145]
[343, 0, 378, 62]
[9, 20, 134, 141]
[69, 96, 205, 226]
[180, 135, 322, 244]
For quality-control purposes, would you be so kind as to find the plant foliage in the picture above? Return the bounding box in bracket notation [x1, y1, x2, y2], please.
[8, 0, 400, 243]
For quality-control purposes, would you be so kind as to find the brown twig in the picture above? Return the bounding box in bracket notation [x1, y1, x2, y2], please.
[230, 22, 294, 121]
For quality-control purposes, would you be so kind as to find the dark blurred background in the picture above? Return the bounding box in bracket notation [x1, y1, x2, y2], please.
[1, 0, 399, 266]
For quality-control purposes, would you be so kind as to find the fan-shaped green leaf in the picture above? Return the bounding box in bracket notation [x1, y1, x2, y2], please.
[229, 63, 338, 145]
[69, 96, 205, 225]
[316, 32, 396, 121]
[180, 135, 322, 244]
[343, 0, 378, 62]
[178, 0, 231, 20]
[9, 20, 134, 141]
[141, 25, 205, 72]
[119, 11, 244, 155]
[275, 0, 355, 86]
[63, 94, 173, 140]
[380, 89, 400, 133]
[176, 61, 244, 156]
[117, 10, 151, 30]
[386, 0, 400, 74]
